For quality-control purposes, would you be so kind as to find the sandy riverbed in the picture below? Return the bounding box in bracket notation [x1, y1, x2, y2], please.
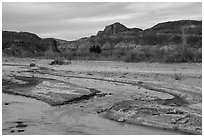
[2, 57, 202, 134]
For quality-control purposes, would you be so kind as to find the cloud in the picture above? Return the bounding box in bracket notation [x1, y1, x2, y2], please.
[2, 2, 202, 40]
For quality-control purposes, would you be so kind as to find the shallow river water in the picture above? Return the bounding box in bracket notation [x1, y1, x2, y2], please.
[2, 93, 184, 135]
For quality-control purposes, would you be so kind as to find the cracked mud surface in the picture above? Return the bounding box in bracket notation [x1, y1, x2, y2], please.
[2, 57, 202, 135]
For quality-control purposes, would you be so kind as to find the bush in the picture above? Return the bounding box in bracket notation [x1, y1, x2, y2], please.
[55, 43, 202, 63]
[113, 48, 127, 60]
[101, 50, 113, 57]
[162, 46, 201, 63]
[89, 45, 102, 54]
[30, 63, 36, 67]
[49, 58, 71, 65]
[122, 50, 147, 63]
[61, 49, 76, 60]
[123, 52, 139, 63]
[181, 48, 195, 62]
[174, 74, 182, 80]
[194, 50, 202, 62]
[44, 49, 60, 59]
[163, 50, 180, 63]
[149, 48, 165, 62]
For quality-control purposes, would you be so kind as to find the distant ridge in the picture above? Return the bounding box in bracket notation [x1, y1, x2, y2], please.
[55, 20, 201, 51]
[2, 19, 202, 62]
[2, 31, 60, 57]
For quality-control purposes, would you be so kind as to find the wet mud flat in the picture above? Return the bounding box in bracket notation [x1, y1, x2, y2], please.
[2, 58, 202, 135]
[3, 93, 185, 135]
[99, 97, 201, 134]
[2, 93, 64, 135]
[97, 82, 201, 134]
[3, 76, 101, 106]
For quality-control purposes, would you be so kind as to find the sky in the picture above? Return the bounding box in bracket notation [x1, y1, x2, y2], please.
[2, 2, 202, 41]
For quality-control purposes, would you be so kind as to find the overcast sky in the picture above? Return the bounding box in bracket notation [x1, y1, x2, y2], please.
[2, 2, 202, 41]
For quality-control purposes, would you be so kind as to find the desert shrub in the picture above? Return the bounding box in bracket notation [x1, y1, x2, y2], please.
[49, 58, 64, 65]
[29, 63, 36, 67]
[62, 50, 75, 60]
[123, 52, 139, 62]
[59, 47, 78, 60]
[194, 50, 202, 62]
[101, 50, 113, 57]
[20, 50, 32, 58]
[112, 48, 127, 60]
[122, 50, 147, 63]
[76, 50, 89, 58]
[162, 46, 202, 63]
[56, 43, 202, 63]
[180, 48, 195, 62]
[149, 48, 165, 62]
[49, 57, 71, 65]
[174, 74, 182, 80]
[44, 49, 60, 59]
[140, 47, 152, 59]
[161, 49, 179, 63]
[89, 45, 102, 54]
